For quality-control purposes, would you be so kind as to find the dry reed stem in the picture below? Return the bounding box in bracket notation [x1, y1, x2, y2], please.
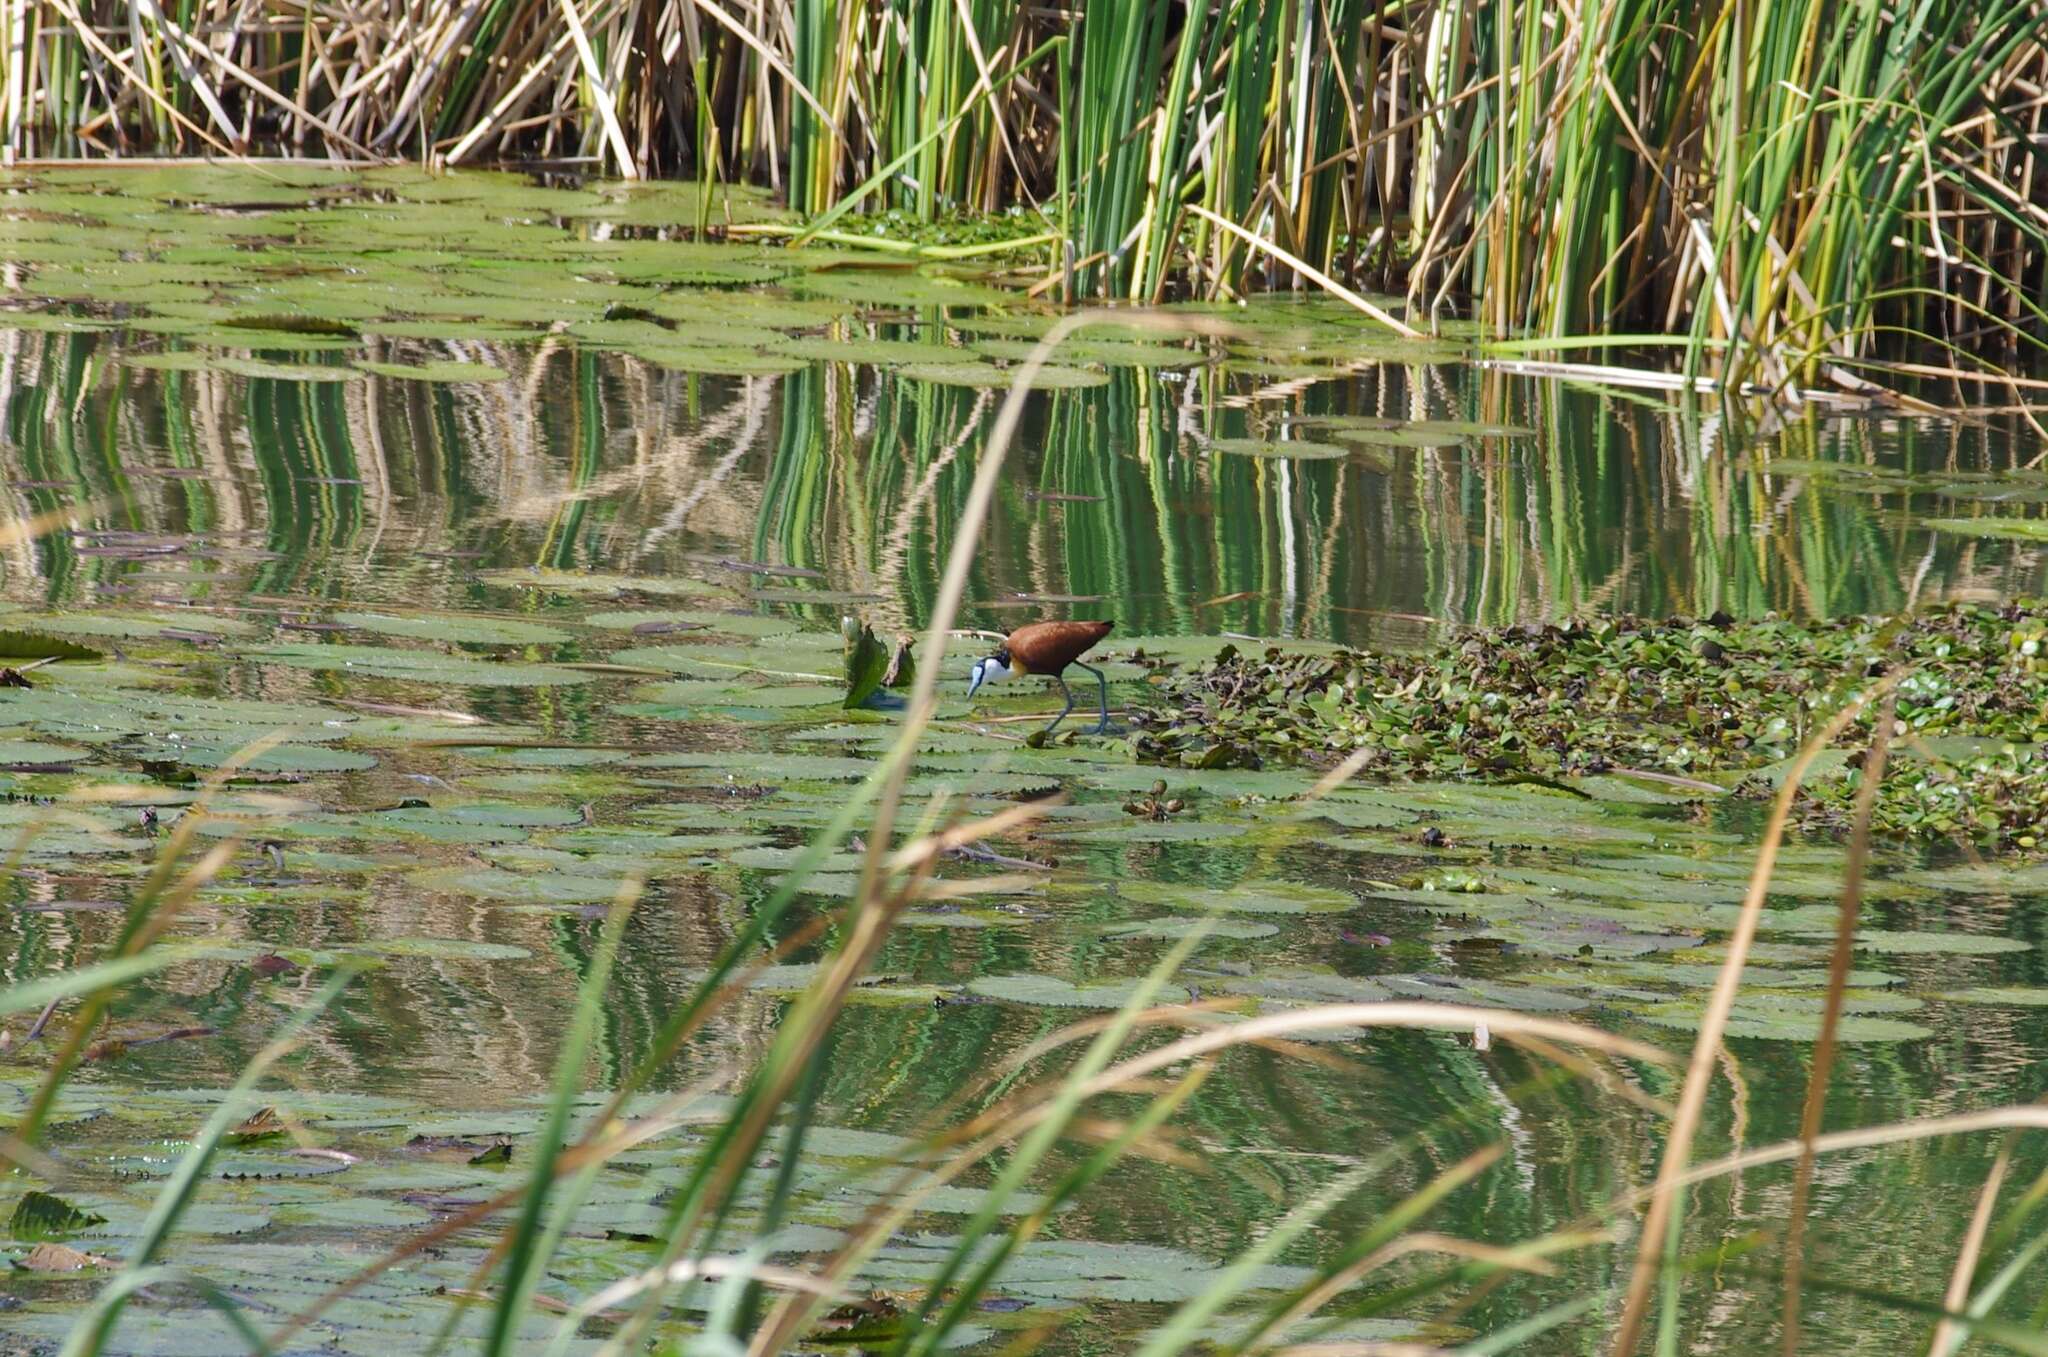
[1930, 1143, 2012, 1357]
[1611, 671, 1902, 1357]
[1780, 692, 1895, 1355]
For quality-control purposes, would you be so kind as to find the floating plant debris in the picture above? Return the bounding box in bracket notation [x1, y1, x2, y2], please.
[1135, 602, 2048, 845]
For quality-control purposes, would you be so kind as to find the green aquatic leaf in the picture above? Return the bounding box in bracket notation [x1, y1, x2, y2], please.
[130, 738, 377, 774]
[1208, 970, 1394, 1004]
[415, 864, 630, 904]
[1051, 819, 1249, 843]
[778, 335, 959, 365]
[601, 609, 797, 639]
[0, 629, 100, 661]
[797, 270, 1014, 308]
[0, 739, 90, 765]
[1637, 1002, 1932, 1043]
[843, 617, 891, 709]
[694, 963, 948, 1004]
[9, 1191, 108, 1240]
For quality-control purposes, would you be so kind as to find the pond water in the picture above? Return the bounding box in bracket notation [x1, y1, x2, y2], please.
[2, 168, 2048, 1354]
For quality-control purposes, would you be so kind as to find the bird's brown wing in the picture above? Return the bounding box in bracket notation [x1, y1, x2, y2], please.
[1005, 619, 1114, 674]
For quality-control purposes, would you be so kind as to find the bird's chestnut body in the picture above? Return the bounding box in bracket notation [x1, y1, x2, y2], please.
[966, 619, 1116, 734]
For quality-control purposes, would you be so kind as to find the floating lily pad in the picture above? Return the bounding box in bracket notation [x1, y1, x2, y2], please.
[333, 612, 574, 645]
[131, 738, 377, 774]
[778, 336, 958, 365]
[1926, 517, 2048, 541]
[354, 359, 509, 383]
[596, 610, 795, 638]
[898, 360, 1108, 390]
[1637, 1001, 1933, 1043]
[1808, 930, 2032, 956]
[1051, 819, 1249, 843]
[1938, 987, 2048, 1006]
[414, 865, 631, 905]
[474, 569, 723, 597]
[252, 644, 592, 686]
[1118, 879, 1355, 914]
[30, 611, 254, 640]
[966, 975, 1193, 1008]
[348, 938, 533, 962]
[213, 357, 364, 382]
[1104, 917, 1279, 941]
[1209, 438, 1350, 460]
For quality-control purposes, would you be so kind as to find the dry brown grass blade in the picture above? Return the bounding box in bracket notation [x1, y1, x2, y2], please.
[1653, 1106, 2048, 1200]
[1780, 692, 1895, 1355]
[1930, 1143, 2012, 1357]
[1240, 1147, 1514, 1350]
[1247, 1230, 1587, 1357]
[1067, 1003, 1671, 1102]
[1610, 671, 1901, 1357]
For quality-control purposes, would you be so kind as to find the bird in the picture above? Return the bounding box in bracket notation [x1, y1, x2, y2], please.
[966, 619, 1116, 736]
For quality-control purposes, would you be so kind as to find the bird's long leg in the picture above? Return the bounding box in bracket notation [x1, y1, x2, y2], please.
[1043, 676, 1076, 736]
[1073, 661, 1114, 734]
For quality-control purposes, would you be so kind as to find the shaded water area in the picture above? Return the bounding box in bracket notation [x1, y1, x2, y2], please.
[3, 169, 2048, 1353]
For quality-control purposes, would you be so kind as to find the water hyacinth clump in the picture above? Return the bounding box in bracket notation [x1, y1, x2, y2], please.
[1134, 601, 2048, 844]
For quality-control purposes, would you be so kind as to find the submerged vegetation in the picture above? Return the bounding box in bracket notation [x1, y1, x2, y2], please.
[1135, 601, 2048, 843]
[6, 2, 2048, 399]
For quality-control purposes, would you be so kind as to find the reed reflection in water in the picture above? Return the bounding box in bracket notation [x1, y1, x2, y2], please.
[0, 328, 2041, 641]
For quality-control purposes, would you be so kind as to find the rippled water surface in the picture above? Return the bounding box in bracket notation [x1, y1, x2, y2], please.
[2, 168, 2048, 1354]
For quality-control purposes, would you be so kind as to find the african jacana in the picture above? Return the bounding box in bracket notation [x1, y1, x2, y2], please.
[966, 619, 1116, 735]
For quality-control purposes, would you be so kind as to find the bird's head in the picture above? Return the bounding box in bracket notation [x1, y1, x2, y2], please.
[966, 648, 1013, 699]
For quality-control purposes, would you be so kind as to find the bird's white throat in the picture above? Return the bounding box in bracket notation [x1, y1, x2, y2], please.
[967, 656, 1013, 695]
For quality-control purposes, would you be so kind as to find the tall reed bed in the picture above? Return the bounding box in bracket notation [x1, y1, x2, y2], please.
[5, 2, 2046, 394]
